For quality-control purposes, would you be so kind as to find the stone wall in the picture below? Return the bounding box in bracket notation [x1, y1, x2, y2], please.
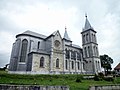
[89, 85, 120, 90]
[32, 54, 50, 74]
[0, 84, 69, 90]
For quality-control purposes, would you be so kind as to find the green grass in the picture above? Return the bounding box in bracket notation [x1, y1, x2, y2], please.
[0, 71, 120, 90]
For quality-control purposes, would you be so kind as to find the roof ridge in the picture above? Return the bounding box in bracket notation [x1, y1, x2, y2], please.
[21, 30, 47, 39]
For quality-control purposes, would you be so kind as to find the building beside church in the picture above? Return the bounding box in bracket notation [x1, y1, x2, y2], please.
[114, 63, 120, 75]
[9, 16, 101, 74]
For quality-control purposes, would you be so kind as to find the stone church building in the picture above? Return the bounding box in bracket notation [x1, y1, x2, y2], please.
[9, 16, 101, 74]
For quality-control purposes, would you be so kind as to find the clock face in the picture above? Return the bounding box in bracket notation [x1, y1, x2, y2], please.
[54, 40, 60, 47]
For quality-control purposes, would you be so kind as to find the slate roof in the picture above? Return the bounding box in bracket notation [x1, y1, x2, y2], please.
[114, 63, 120, 70]
[72, 44, 81, 49]
[16, 30, 47, 39]
[65, 44, 82, 49]
[83, 16, 94, 31]
[63, 30, 71, 41]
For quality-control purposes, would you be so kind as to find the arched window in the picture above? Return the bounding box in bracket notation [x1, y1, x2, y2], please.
[71, 61, 74, 69]
[86, 34, 89, 42]
[20, 39, 28, 62]
[96, 47, 98, 56]
[78, 62, 80, 70]
[71, 50, 74, 59]
[65, 60, 68, 70]
[92, 34, 94, 42]
[88, 46, 91, 57]
[98, 61, 100, 70]
[40, 57, 44, 67]
[65, 48, 67, 58]
[83, 63, 85, 70]
[77, 52, 81, 60]
[37, 41, 40, 49]
[83, 35, 85, 43]
[96, 61, 97, 70]
[73, 51, 76, 60]
[56, 58, 59, 68]
[84, 47, 87, 57]
[93, 46, 96, 56]
[65, 48, 69, 59]
[94, 35, 96, 42]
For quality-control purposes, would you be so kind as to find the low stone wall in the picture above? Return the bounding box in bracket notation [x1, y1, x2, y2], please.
[0, 84, 69, 90]
[89, 85, 120, 90]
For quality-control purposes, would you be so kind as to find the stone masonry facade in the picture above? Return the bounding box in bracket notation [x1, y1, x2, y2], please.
[9, 16, 101, 74]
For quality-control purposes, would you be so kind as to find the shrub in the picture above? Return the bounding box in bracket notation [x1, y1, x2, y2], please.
[98, 72, 104, 80]
[104, 77, 114, 82]
[94, 74, 100, 81]
[76, 77, 82, 83]
[98, 72, 104, 78]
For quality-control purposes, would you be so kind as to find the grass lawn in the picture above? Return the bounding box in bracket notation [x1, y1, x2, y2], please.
[0, 71, 120, 90]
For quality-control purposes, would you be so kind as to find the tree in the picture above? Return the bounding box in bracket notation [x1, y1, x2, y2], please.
[3, 64, 9, 71]
[100, 54, 113, 75]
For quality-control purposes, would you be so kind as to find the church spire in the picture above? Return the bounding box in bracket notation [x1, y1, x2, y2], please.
[83, 14, 93, 31]
[63, 26, 71, 41]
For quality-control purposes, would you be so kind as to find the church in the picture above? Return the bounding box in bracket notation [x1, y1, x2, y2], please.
[9, 16, 101, 74]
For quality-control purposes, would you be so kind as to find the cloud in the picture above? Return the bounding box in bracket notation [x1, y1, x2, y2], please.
[0, 0, 79, 67]
[0, 53, 10, 68]
[0, 0, 120, 69]
[97, 13, 120, 67]
[0, 31, 14, 68]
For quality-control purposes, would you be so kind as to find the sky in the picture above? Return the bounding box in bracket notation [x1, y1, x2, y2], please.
[0, 0, 120, 69]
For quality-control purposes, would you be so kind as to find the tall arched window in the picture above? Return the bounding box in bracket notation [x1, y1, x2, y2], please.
[98, 61, 100, 70]
[65, 48, 67, 59]
[78, 62, 80, 70]
[71, 50, 74, 59]
[88, 46, 91, 57]
[73, 51, 76, 60]
[94, 35, 96, 42]
[83, 63, 85, 70]
[93, 46, 96, 56]
[72, 61, 74, 69]
[65, 60, 68, 70]
[86, 34, 89, 42]
[65, 48, 69, 59]
[20, 39, 28, 62]
[84, 47, 87, 57]
[96, 47, 98, 56]
[77, 52, 81, 60]
[92, 34, 94, 42]
[37, 41, 40, 49]
[56, 58, 59, 68]
[83, 35, 85, 43]
[40, 57, 44, 67]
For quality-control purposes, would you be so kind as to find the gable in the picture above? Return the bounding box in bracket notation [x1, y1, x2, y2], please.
[114, 63, 120, 70]
[53, 31, 63, 50]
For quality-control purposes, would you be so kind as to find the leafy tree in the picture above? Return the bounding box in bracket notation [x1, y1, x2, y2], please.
[100, 54, 113, 75]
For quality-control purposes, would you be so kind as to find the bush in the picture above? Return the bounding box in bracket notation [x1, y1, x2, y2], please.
[98, 72, 104, 78]
[104, 77, 114, 82]
[98, 72, 104, 80]
[94, 74, 100, 81]
[76, 77, 82, 83]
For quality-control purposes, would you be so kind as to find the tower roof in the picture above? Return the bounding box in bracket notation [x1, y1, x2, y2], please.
[83, 15, 94, 31]
[16, 30, 47, 39]
[63, 26, 71, 41]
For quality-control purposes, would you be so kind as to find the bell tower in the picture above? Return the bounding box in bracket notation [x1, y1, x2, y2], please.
[81, 15, 101, 74]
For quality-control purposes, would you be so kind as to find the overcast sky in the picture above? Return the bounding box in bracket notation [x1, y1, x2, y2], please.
[0, 0, 120, 69]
